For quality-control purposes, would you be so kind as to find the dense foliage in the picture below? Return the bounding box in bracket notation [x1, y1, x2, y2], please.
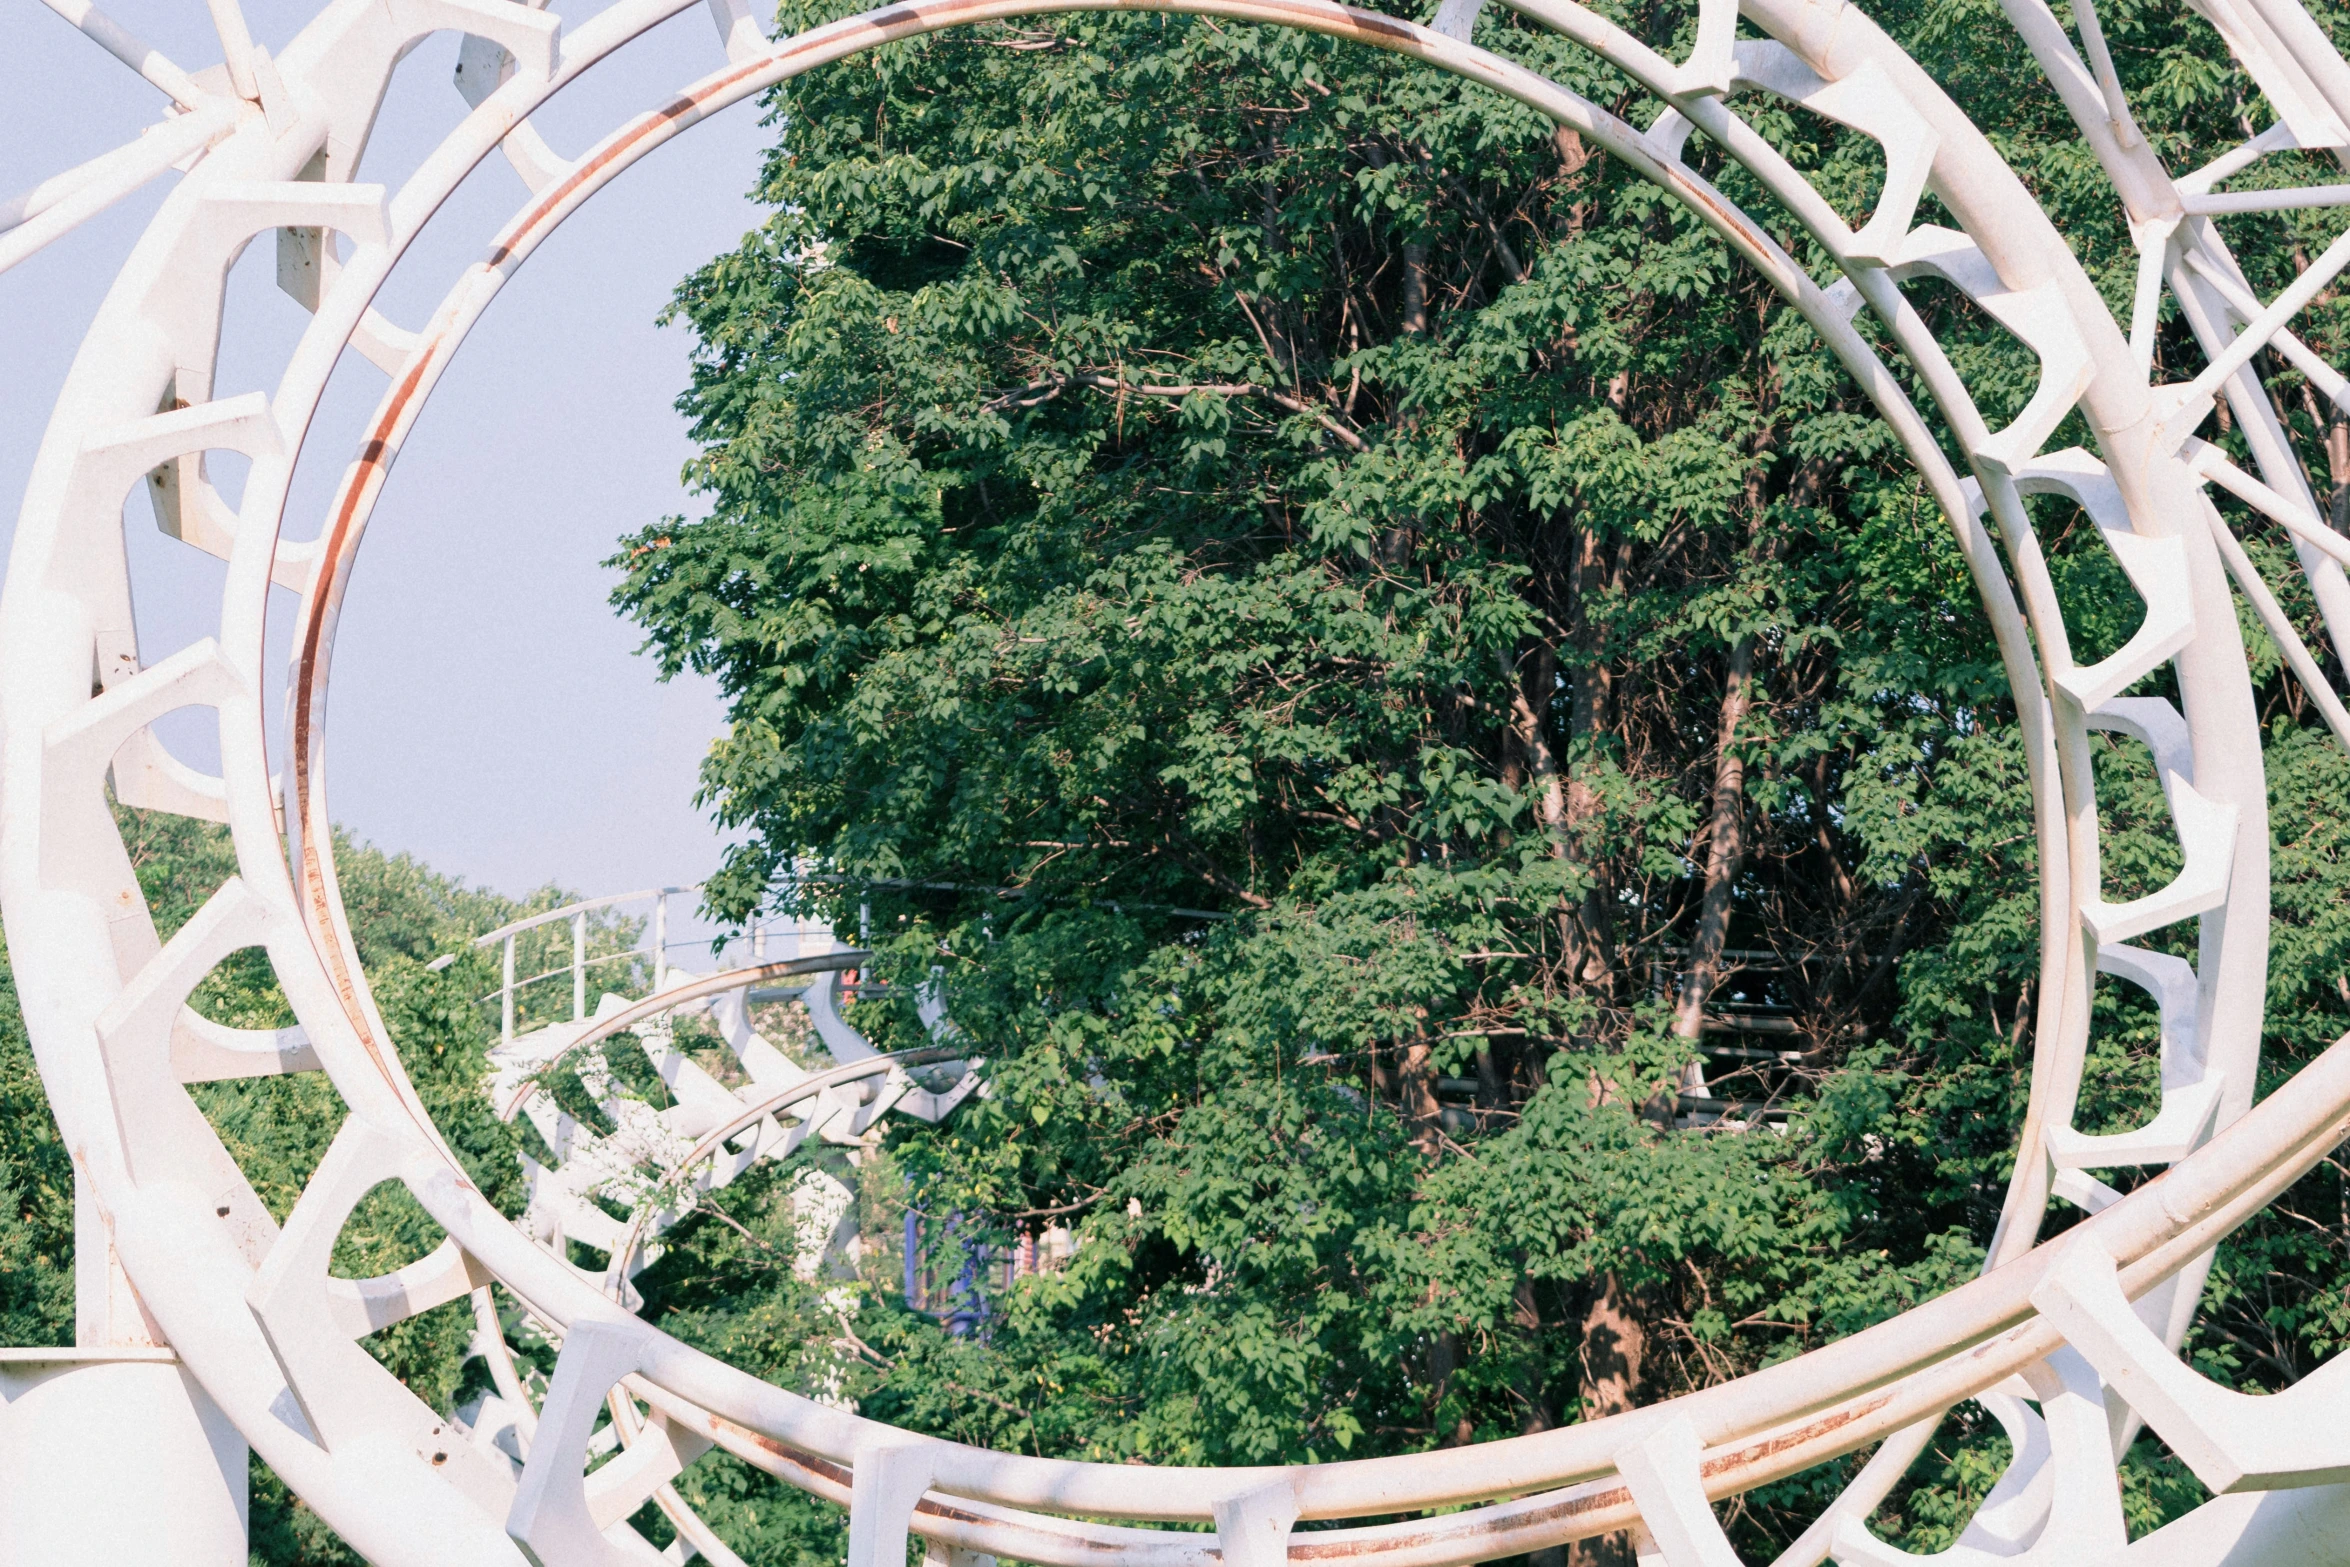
[600, 0, 2350, 1557]
[11, 0, 2350, 1561]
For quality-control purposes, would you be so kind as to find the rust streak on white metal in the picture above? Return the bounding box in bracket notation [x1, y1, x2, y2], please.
[11, 0, 2350, 1559]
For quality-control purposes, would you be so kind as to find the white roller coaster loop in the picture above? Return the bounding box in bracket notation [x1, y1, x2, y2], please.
[445, 888, 986, 1567]
[11, 0, 2350, 1558]
[472, 922, 982, 1301]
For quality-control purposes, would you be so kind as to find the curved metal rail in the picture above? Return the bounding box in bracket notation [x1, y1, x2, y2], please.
[456, 930, 980, 1567]
[480, 946, 979, 1298]
[9, 0, 2350, 1559]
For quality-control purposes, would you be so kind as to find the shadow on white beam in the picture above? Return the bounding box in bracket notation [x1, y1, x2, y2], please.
[2034, 1240, 2350, 1493]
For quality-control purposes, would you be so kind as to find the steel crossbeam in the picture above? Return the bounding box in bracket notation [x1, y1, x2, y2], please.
[12, 0, 2350, 1559]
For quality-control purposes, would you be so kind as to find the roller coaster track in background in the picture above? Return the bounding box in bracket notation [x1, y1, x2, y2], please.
[450, 891, 986, 1565]
[457, 890, 981, 1314]
[11, 0, 2350, 1557]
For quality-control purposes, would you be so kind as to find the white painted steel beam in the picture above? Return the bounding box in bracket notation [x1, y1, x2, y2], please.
[11, 0, 2350, 1558]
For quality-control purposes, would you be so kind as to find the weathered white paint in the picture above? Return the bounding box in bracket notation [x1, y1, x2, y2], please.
[10, 0, 2350, 1560]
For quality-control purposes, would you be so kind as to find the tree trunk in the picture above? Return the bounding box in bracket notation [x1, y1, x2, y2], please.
[1565, 1274, 1647, 1567]
[1402, 241, 1430, 335]
[1474, 1044, 1505, 1111]
[1513, 1277, 1568, 1567]
[2330, 415, 2349, 532]
[1674, 634, 1758, 1055]
[1809, 748, 1857, 912]
[1430, 1330, 1476, 1447]
[1401, 1038, 1443, 1153]
[1507, 642, 1569, 859]
[1556, 129, 1594, 240]
[1564, 526, 1616, 989]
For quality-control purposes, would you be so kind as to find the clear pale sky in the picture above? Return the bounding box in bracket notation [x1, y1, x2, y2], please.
[2, 0, 779, 910]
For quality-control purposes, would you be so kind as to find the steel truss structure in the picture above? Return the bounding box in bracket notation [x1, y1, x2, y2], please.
[464, 891, 982, 1315]
[455, 892, 986, 1563]
[10, 0, 2350, 1557]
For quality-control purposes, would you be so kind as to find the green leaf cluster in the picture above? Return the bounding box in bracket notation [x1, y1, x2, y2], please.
[599, 0, 2350, 1555]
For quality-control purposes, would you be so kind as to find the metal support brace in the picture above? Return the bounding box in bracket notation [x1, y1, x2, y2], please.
[2182, 0, 2350, 146]
[1730, 45, 1937, 266]
[704, 0, 768, 59]
[2040, 921, 2219, 1170]
[77, 394, 291, 620]
[2045, 1075, 2223, 1169]
[1213, 1477, 1301, 1567]
[323, 1238, 492, 1337]
[1666, 0, 1738, 98]
[2079, 789, 2237, 943]
[924, 1542, 998, 1567]
[581, 1398, 712, 1531]
[248, 1118, 520, 1518]
[451, 3, 570, 195]
[1889, 230, 2094, 478]
[1616, 1419, 1742, 1567]
[1831, 1392, 2055, 1564]
[654, 895, 668, 991]
[2188, 440, 2350, 567]
[2129, 216, 2181, 372]
[2001, 451, 2196, 712]
[1834, 1352, 2123, 1565]
[824, 1072, 915, 1144]
[2035, 1240, 2350, 1492]
[846, 1437, 943, 1567]
[2119, 1481, 2350, 1566]
[173, 1010, 319, 1082]
[509, 1316, 667, 1565]
[193, 180, 389, 257]
[77, 393, 283, 526]
[44, 636, 241, 832]
[1429, 0, 1483, 38]
[807, 969, 882, 1062]
[406, 0, 561, 78]
[93, 876, 278, 1117]
[1951, 1394, 2056, 1555]
[86, 875, 283, 1259]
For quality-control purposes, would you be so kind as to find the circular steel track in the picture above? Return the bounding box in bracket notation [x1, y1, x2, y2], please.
[12, 0, 2350, 1560]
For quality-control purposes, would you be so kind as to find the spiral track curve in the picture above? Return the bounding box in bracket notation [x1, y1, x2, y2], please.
[11, 0, 2350, 1559]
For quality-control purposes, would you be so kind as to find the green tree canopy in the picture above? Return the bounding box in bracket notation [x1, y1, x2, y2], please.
[603, 0, 2350, 1556]
[11, 0, 2350, 1562]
